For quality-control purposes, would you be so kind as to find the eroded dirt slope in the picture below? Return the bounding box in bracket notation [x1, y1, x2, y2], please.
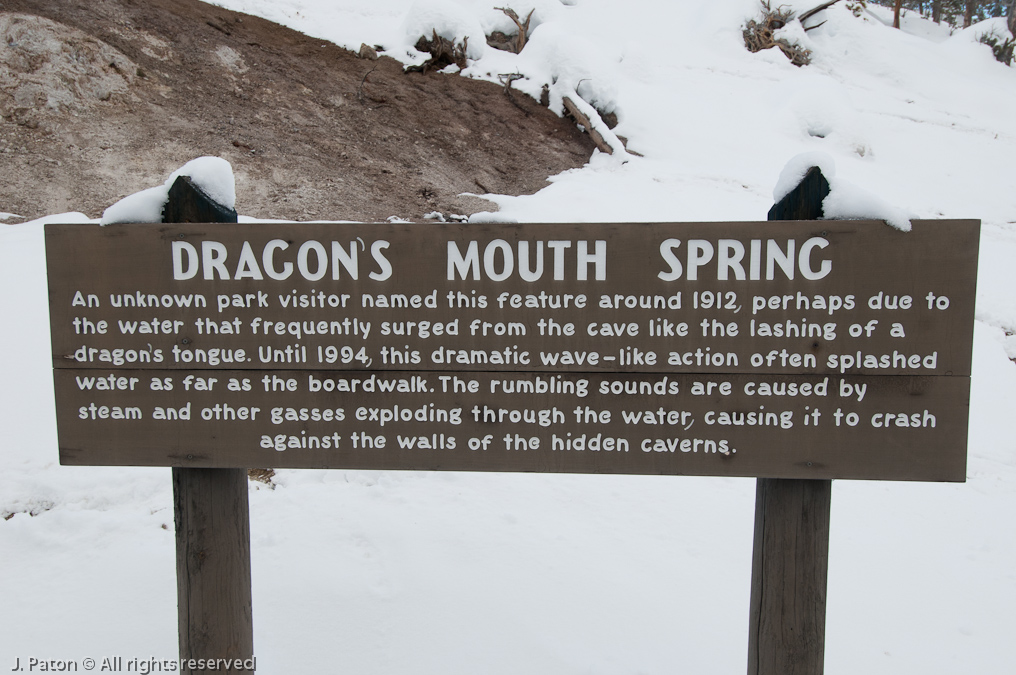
[0, 0, 594, 221]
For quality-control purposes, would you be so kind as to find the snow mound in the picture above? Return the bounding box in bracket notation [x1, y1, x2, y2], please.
[21, 211, 94, 227]
[100, 157, 235, 225]
[99, 186, 169, 225]
[823, 180, 914, 232]
[468, 211, 518, 224]
[399, 0, 487, 60]
[951, 17, 1014, 45]
[773, 151, 838, 203]
[775, 152, 913, 231]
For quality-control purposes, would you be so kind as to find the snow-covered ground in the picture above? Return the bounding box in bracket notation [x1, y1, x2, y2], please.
[2, 1, 1015, 673]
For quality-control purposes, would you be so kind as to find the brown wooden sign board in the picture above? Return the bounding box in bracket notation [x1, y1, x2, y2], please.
[45, 220, 979, 481]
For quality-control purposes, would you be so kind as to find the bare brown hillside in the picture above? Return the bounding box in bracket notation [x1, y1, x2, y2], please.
[0, 0, 594, 222]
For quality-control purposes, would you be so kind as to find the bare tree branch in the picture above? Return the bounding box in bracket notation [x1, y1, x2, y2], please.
[495, 6, 535, 53]
[799, 0, 842, 23]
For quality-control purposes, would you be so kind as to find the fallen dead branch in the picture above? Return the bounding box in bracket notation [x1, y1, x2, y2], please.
[357, 65, 376, 102]
[498, 72, 529, 113]
[494, 6, 535, 53]
[498, 72, 524, 90]
[799, 0, 842, 24]
[486, 31, 516, 52]
[562, 96, 613, 156]
[357, 65, 387, 105]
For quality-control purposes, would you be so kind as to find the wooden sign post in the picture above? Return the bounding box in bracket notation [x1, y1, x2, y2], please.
[165, 177, 254, 675]
[749, 478, 830, 674]
[749, 166, 832, 675]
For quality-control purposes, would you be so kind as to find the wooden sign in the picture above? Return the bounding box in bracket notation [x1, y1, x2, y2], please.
[45, 220, 978, 481]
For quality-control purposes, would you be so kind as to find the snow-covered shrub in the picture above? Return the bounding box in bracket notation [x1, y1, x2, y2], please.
[845, 1, 867, 18]
[978, 29, 1014, 65]
[743, 1, 811, 67]
[400, 0, 487, 63]
[408, 30, 471, 73]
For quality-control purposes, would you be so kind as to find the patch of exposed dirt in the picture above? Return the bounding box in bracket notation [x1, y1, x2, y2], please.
[0, 0, 594, 222]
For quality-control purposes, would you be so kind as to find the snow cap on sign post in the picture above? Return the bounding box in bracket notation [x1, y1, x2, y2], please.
[770, 152, 914, 230]
[100, 156, 236, 225]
